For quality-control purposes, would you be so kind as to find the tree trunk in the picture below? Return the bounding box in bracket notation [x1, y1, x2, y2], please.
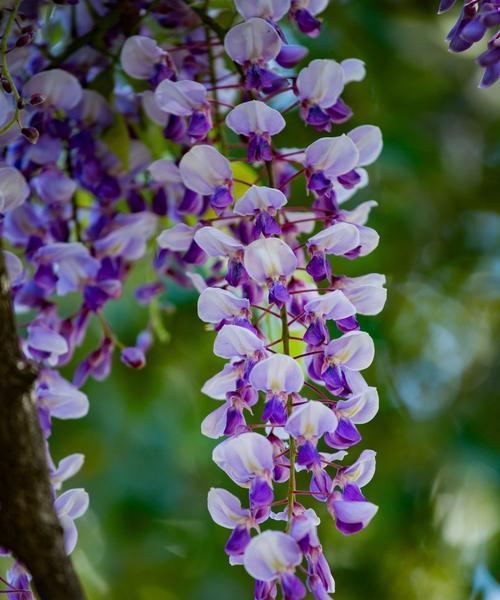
[0, 246, 85, 599]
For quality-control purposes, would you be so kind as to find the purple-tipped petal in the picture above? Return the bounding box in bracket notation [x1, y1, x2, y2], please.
[297, 59, 344, 109]
[213, 432, 274, 486]
[179, 145, 233, 196]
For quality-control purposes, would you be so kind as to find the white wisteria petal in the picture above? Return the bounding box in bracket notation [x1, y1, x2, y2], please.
[296, 59, 344, 108]
[226, 100, 285, 136]
[348, 125, 383, 166]
[235, 185, 287, 215]
[244, 237, 297, 282]
[155, 79, 207, 116]
[224, 18, 282, 64]
[23, 69, 83, 110]
[194, 227, 243, 257]
[341, 58, 366, 84]
[179, 145, 232, 195]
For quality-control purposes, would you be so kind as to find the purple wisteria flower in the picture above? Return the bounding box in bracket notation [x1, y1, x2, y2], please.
[244, 237, 297, 306]
[243, 531, 306, 599]
[120, 35, 166, 80]
[328, 483, 378, 535]
[54, 488, 89, 554]
[250, 354, 304, 424]
[438, 0, 500, 87]
[296, 58, 363, 130]
[155, 79, 212, 139]
[225, 18, 283, 91]
[0, 2, 385, 595]
[226, 100, 286, 162]
[303, 289, 358, 345]
[198, 287, 251, 326]
[290, 0, 329, 37]
[234, 185, 287, 237]
[213, 432, 275, 509]
[180, 145, 234, 211]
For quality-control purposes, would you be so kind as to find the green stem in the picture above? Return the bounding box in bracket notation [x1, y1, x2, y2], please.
[205, 25, 227, 155]
[281, 304, 296, 531]
[0, 0, 22, 136]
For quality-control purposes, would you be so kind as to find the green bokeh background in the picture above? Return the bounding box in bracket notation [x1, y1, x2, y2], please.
[22, 1, 500, 598]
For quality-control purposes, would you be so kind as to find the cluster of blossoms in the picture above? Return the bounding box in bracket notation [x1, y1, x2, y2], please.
[1, 0, 384, 597]
[153, 3, 385, 598]
[438, 0, 499, 87]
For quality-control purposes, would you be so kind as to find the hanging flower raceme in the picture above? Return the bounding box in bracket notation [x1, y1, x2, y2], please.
[0, 0, 385, 597]
[438, 0, 500, 87]
[139, 2, 386, 595]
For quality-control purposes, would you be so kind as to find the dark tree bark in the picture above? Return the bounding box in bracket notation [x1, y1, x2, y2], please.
[0, 246, 85, 599]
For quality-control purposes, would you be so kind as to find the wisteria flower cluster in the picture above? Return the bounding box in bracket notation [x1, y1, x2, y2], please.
[1, 0, 384, 597]
[438, 0, 500, 87]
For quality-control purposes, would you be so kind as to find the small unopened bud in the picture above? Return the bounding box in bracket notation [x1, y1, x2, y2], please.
[29, 93, 46, 106]
[21, 25, 35, 35]
[17, 98, 26, 110]
[120, 347, 146, 369]
[21, 127, 39, 144]
[1, 78, 12, 94]
[15, 33, 33, 48]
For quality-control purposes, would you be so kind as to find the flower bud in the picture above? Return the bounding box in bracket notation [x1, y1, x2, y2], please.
[29, 93, 46, 106]
[16, 32, 33, 47]
[1, 77, 12, 94]
[21, 127, 40, 144]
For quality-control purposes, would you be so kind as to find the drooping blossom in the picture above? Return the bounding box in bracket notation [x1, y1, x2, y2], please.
[234, 185, 287, 236]
[244, 237, 297, 306]
[54, 488, 89, 554]
[250, 354, 304, 424]
[226, 100, 286, 161]
[224, 18, 283, 91]
[438, 0, 500, 87]
[243, 531, 306, 599]
[155, 79, 212, 139]
[0, 2, 385, 596]
[289, 0, 329, 37]
[179, 145, 234, 211]
[120, 35, 166, 80]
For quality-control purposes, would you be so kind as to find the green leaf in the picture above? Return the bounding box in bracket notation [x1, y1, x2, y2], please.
[102, 112, 130, 171]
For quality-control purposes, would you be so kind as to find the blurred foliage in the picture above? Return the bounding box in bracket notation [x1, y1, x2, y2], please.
[23, 1, 500, 598]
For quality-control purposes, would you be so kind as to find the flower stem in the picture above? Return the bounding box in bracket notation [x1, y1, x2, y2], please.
[0, 0, 22, 136]
[205, 26, 227, 155]
[281, 304, 296, 531]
